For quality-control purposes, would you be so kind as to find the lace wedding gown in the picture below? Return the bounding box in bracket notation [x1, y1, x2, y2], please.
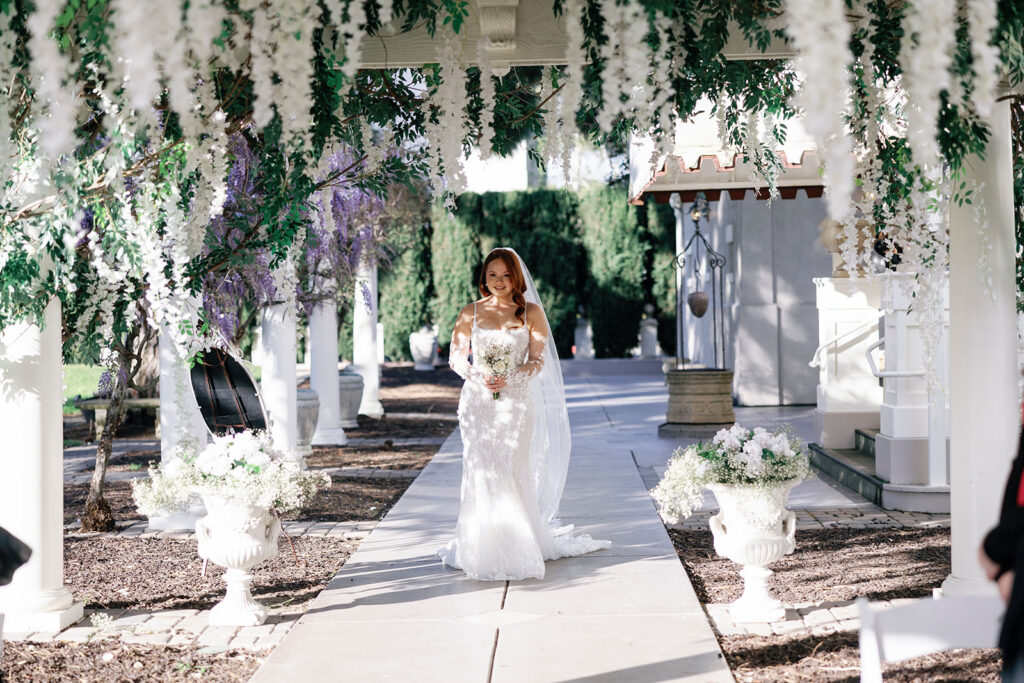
[439, 308, 611, 581]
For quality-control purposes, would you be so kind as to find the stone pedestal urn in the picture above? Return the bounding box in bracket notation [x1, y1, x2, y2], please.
[707, 479, 800, 622]
[409, 326, 439, 371]
[295, 388, 320, 457]
[337, 369, 364, 428]
[196, 495, 281, 626]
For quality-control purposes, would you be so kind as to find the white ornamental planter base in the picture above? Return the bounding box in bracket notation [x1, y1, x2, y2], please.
[708, 479, 800, 623]
[196, 496, 281, 626]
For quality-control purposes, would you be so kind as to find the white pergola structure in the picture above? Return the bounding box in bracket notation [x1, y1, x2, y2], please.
[0, 4, 1017, 633]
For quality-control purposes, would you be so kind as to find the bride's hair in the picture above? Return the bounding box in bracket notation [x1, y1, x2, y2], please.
[479, 248, 527, 323]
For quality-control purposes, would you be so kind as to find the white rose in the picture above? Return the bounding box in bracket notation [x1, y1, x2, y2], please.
[246, 450, 272, 469]
[196, 448, 234, 477]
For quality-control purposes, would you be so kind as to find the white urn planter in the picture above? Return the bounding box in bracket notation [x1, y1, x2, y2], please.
[195, 495, 281, 626]
[707, 478, 800, 622]
[295, 388, 320, 457]
[337, 369, 364, 428]
[409, 326, 439, 371]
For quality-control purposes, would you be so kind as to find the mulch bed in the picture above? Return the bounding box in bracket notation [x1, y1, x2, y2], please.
[670, 527, 1001, 682]
[1, 641, 260, 682]
[724, 630, 1000, 682]
[346, 414, 455, 440]
[306, 443, 437, 470]
[64, 480, 139, 527]
[66, 473, 411, 528]
[281, 476, 412, 523]
[64, 536, 357, 612]
[670, 527, 952, 604]
[378, 363, 462, 415]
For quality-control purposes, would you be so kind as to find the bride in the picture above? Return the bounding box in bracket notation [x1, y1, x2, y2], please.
[438, 247, 610, 581]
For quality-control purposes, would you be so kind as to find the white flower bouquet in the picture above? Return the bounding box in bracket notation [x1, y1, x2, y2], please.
[651, 424, 812, 523]
[479, 341, 514, 399]
[132, 431, 329, 516]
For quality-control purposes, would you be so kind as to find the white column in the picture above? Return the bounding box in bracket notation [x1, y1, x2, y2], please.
[149, 322, 210, 531]
[261, 303, 298, 454]
[942, 96, 1018, 597]
[158, 323, 208, 459]
[353, 255, 384, 418]
[0, 300, 84, 632]
[309, 301, 347, 446]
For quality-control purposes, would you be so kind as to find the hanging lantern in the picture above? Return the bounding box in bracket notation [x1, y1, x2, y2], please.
[687, 291, 709, 318]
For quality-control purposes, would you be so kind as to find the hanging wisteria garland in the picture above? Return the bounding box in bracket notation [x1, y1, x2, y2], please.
[1, 0, 1022, 388]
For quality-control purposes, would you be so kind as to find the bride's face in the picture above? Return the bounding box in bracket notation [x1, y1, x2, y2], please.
[485, 258, 515, 301]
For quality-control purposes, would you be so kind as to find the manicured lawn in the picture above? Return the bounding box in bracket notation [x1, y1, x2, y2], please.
[62, 364, 104, 414]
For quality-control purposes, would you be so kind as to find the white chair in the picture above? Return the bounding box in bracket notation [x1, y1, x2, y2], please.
[857, 595, 1004, 682]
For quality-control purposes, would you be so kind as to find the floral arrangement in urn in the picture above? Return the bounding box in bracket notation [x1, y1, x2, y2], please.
[651, 424, 812, 524]
[653, 424, 813, 622]
[133, 431, 329, 516]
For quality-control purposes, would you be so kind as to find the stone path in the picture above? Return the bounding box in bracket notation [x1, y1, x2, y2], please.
[249, 378, 735, 682]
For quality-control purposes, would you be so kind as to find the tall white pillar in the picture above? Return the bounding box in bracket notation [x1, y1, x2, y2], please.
[942, 96, 1018, 597]
[261, 303, 298, 454]
[0, 300, 84, 633]
[149, 321, 210, 531]
[158, 323, 208, 459]
[309, 301, 347, 445]
[353, 255, 384, 418]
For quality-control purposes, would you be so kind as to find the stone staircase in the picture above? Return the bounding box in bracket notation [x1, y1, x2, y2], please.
[808, 429, 950, 513]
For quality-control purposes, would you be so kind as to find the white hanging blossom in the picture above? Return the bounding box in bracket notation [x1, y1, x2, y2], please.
[649, 13, 678, 164]
[242, 0, 278, 129]
[715, 93, 737, 160]
[186, 0, 228, 79]
[275, 0, 317, 154]
[337, 0, 366, 82]
[377, 0, 393, 27]
[539, 68, 563, 172]
[596, 0, 647, 134]
[967, 0, 1000, 119]
[476, 38, 497, 160]
[26, 0, 78, 162]
[0, 4, 19, 204]
[559, 0, 586, 180]
[423, 23, 469, 206]
[784, 0, 855, 222]
[899, 0, 956, 171]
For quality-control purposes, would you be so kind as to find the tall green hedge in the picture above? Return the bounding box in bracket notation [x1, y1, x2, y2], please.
[578, 186, 648, 358]
[391, 187, 680, 360]
[380, 224, 433, 361]
[430, 200, 482, 351]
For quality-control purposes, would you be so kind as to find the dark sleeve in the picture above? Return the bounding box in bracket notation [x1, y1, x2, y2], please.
[984, 429, 1024, 572]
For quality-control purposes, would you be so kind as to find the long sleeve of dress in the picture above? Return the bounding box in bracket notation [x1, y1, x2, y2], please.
[506, 316, 547, 388]
[449, 322, 485, 385]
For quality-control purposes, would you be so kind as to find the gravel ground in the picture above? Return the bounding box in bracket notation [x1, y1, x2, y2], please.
[670, 527, 1001, 681]
[281, 475, 412, 522]
[306, 443, 437, 470]
[64, 536, 357, 611]
[0, 640, 261, 682]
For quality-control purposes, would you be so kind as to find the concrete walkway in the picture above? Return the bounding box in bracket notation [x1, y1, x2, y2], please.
[250, 376, 735, 682]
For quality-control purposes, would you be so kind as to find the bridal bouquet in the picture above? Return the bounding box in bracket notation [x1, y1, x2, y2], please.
[133, 431, 329, 515]
[479, 341, 515, 399]
[651, 424, 812, 523]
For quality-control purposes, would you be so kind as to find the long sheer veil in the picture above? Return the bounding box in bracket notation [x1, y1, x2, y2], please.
[499, 247, 570, 525]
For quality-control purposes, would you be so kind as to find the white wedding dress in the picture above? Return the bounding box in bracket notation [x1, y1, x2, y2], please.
[439, 285, 611, 581]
